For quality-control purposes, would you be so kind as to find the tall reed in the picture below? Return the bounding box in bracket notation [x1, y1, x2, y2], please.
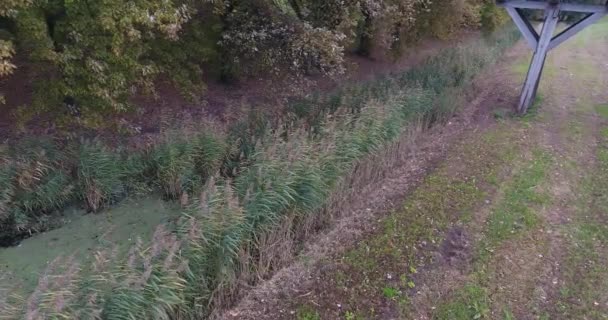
[0, 25, 520, 319]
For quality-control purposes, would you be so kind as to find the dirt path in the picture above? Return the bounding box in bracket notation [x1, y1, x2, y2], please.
[220, 20, 608, 320]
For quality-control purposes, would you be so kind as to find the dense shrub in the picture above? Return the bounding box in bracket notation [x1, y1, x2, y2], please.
[480, 0, 509, 32]
[0, 0, 512, 127]
[218, 1, 347, 78]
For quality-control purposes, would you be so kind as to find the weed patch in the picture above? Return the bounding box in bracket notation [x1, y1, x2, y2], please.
[595, 104, 608, 119]
[297, 306, 321, 320]
[382, 286, 400, 299]
[434, 285, 490, 320]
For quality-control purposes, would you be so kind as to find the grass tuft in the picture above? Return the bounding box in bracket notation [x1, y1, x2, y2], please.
[297, 306, 321, 320]
[595, 104, 608, 119]
[77, 141, 126, 212]
[434, 285, 490, 320]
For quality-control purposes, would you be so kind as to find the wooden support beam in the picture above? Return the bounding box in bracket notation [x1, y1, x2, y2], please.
[498, 0, 608, 113]
[505, 6, 539, 49]
[499, 0, 550, 11]
[561, 3, 608, 13]
[518, 5, 560, 113]
[548, 11, 607, 50]
[500, 0, 608, 13]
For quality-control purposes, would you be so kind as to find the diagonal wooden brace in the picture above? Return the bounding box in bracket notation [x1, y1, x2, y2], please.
[548, 11, 607, 51]
[518, 6, 560, 113]
[498, 0, 608, 113]
[505, 7, 539, 49]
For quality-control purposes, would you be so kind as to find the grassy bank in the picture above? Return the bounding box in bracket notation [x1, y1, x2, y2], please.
[294, 126, 524, 320]
[0, 26, 519, 319]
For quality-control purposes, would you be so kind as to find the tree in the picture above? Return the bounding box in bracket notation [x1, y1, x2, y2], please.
[8, 0, 198, 127]
[0, 0, 506, 129]
[214, 0, 349, 79]
[0, 40, 15, 104]
[0, 0, 32, 104]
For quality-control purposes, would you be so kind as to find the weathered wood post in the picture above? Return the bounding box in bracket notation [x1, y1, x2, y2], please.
[497, 0, 608, 114]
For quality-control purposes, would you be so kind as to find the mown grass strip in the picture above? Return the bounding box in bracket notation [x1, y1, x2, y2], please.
[434, 147, 552, 320]
[554, 118, 608, 319]
[480, 149, 552, 256]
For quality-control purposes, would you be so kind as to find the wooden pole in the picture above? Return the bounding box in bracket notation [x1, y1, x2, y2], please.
[518, 5, 559, 113]
[497, 0, 608, 113]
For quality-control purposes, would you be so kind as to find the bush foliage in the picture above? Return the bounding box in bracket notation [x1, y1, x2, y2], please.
[0, 25, 520, 318]
[0, 0, 508, 125]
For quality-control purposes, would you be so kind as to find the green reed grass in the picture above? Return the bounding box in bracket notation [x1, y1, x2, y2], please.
[0, 25, 520, 319]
